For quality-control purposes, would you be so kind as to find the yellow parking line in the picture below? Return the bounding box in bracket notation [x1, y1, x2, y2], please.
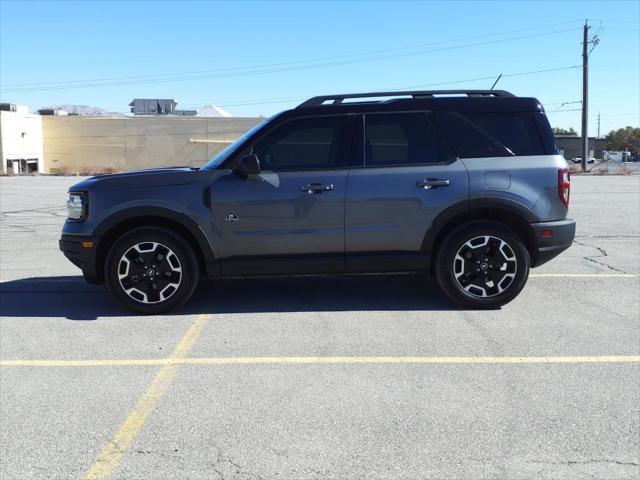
[2, 355, 638, 368]
[177, 355, 640, 365]
[530, 273, 637, 278]
[83, 313, 211, 480]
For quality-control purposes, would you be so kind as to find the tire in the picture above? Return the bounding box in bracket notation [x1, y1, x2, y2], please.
[105, 227, 199, 314]
[435, 221, 530, 309]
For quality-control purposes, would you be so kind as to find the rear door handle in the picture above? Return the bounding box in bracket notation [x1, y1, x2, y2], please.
[416, 178, 450, 190]
[300, 183, 334, 194]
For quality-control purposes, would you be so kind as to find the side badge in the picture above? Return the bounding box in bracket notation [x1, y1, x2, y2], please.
[225, 213, 239, 223]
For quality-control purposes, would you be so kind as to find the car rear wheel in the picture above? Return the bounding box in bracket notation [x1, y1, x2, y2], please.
[435, 221, 530, 309]
[105, 227, 199, 314]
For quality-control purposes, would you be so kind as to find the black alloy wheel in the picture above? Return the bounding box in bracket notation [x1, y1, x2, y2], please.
[436, 221, 530, 309]
[105, 227, 199, 314]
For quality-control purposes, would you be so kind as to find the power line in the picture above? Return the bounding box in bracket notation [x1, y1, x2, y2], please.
[1, 27, 580, 93]
[2, 20, 582, 89]
[3, 20, 584, 89]
[27, 64, 583, 116]
[24, 64, 587, 119]
[163, 65, 578, 109]
[28, 64, 585, 112]
[548, 108, 583, 115]
[588, 19, 640, 24]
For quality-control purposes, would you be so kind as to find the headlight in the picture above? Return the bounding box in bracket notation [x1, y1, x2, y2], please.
[66, 192, 87, 221]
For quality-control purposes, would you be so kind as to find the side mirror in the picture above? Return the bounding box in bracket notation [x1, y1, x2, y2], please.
[236, 154, 261, 176]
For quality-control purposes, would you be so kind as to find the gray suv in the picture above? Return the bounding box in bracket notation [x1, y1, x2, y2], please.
[60, 90, 575, 314]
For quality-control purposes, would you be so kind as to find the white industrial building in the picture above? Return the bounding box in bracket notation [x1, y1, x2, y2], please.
[0, 104, 45, 174]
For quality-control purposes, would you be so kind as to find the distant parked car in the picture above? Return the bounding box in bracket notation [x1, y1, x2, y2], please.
[571, 157, 596, 164]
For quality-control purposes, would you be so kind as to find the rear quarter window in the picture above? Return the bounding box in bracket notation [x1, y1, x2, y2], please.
[436, 111, 546, 158]
[364, 113, 456, 166]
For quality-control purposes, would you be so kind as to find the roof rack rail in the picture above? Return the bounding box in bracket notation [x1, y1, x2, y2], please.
[297, 89, 515, 108]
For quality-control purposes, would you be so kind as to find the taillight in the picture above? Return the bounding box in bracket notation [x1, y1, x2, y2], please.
[558, 168, 570, 207]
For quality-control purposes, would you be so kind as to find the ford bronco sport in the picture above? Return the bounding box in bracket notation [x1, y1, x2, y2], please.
[60, 90, 575, 314]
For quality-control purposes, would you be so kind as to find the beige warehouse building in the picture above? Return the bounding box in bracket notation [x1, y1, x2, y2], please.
[0, 107, 262, 174]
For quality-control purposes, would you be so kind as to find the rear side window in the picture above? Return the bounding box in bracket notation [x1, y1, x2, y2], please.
[364, 113, 455, 166]
[436, 111, 546, 158]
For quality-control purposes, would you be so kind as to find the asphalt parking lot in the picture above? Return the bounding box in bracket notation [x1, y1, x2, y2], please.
[1, 174, 639, 480]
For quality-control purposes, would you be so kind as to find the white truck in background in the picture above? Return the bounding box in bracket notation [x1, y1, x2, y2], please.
[603, 150, 633, 162]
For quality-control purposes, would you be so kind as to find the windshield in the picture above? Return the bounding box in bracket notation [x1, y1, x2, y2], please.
[202, 119, 269, 170]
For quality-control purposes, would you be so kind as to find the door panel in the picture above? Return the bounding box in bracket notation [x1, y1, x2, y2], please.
[212, 170, 346, 263]
[345, 161, 469, 271]
[345, 112, 469, 272]
[210, 115, 351, 276]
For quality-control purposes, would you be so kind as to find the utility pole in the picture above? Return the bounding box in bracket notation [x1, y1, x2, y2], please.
[581, 20, 589, 171]
[580, 21, 600, 170]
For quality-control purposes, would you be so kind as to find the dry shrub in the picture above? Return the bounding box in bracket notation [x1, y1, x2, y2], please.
[100, 166, 120, 175]
[58, 165, 72, 175]
[618, 163, 632, 176]
[569, 164, 583, 174]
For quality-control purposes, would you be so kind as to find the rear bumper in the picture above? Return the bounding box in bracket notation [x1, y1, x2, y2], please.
[530, 219, 576, 267]
[59, 234, 102, 284]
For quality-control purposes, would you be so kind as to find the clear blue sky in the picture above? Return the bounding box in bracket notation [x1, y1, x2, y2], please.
[1, 0, 638, 135]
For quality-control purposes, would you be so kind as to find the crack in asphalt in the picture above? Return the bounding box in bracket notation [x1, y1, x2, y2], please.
[575, 235, 640, 239]
[573, 240, 629, 273]
[210, 447, 266, 480]
[134, 448, 181, 458]
[0, 206, 67, 216]
[530, 459, 639, 467]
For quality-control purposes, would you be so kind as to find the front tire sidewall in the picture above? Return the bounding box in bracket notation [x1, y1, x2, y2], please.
[105, 227, 199, 314]
[436, 222, 530, 309]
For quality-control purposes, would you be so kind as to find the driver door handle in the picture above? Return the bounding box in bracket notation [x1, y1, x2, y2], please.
[300, 183, 334, 194]
[416, 178, 450, 190]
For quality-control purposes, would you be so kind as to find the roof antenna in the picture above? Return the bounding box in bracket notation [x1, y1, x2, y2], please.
[490, 74, 503, 90]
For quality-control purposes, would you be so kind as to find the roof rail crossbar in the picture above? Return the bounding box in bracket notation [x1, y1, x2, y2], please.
[297, 89, 515, 108]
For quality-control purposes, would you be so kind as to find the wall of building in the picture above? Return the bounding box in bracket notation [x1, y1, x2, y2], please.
[555, 135, 607, 160]
[0, 107, 44, 174]
[2, 114, 613, 175]
[42, 116, 263, 174]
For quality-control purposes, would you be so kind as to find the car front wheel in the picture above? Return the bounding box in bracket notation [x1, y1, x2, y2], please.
[436, 221, 530, 309]
[105, 227, 199, 314]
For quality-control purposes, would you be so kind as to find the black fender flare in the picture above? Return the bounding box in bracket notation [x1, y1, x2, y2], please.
[421, 197, 537, 254]
[94, 206, 217, 264]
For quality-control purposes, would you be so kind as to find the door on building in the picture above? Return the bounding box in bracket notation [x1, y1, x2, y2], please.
[26, 159, 38, 173]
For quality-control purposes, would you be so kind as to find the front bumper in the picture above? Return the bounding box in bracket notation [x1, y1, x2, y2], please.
[59, 234, 102, 284]
[530, 218, 576, 267]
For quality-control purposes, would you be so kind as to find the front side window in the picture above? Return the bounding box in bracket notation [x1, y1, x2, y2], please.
[203, 120, 269, 170]
[364, 113, 455, 166]
[253, 116, 347, 171]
